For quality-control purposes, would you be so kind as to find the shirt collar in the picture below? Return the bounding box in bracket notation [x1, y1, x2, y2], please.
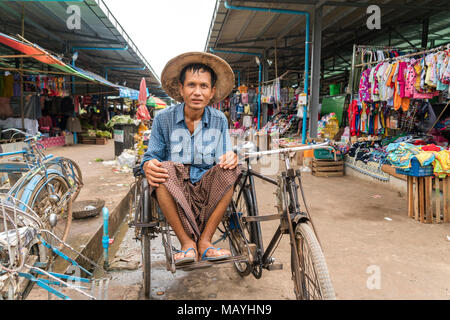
[175, 103, 185, 124]
[175, 103, 210, 127]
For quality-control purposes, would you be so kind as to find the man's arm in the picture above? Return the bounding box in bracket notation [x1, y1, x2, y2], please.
[140, 114, 169, 187]
[140, 114, 167, 171]
[216, 115, 238, 170]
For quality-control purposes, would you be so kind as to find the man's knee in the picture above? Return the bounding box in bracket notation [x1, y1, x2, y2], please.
[159, 160, 176, 171]
[155, 183, 169, 199]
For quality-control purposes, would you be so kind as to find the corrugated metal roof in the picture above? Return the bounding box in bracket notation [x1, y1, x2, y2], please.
[0, 0, 167, 97]
[206, 0, 450, 84]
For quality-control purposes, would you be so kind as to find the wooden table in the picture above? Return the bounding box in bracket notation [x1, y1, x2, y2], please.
[407, 175, 450, 223]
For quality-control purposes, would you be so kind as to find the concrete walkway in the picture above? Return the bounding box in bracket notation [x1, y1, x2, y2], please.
[25, 142, 450, 299]
[26, 140, 134, 299]
[108, 160, 450, 300]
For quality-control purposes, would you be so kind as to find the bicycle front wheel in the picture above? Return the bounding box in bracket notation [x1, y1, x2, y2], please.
[291, 222, 336, 300]
[29, 174, 72, 245]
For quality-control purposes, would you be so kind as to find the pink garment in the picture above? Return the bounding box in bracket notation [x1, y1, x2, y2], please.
[241, 93, 248, 104]
[359, 68, 372, 102]
[397, 61, 408, 98]
[413, 90, 439, 99]
[404, 64, 416, 98]
[373, 63, 382, 95]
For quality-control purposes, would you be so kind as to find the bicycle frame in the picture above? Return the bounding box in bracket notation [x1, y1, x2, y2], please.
[233, 156, 305, 270]
[231, 143, 331, 273]
[0, 130, 79, 212]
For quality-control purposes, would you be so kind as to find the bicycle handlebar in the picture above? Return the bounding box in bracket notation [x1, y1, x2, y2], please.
[1, 128, 42, 143]
[244, 142, 331, 157]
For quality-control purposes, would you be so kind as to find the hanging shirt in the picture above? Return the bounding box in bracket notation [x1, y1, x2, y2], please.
[140, 103, 232, 184]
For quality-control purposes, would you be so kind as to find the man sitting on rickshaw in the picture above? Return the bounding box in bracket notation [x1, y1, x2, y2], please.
[141, 52, 239, 265]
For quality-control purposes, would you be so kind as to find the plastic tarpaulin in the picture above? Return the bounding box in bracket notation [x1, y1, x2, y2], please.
[0, 32, 142, 95]
[0, 32, 94, 81]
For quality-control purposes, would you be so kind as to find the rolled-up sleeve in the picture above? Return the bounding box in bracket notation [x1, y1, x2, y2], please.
[140, 114, 167, 172]
[214, 116, 233, 162]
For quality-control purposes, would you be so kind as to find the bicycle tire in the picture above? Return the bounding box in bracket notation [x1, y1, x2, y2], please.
[142, 231, 151, 298]
[47, 158, 83, 202]
[64, 158, 83, 202]
[228, 185, 254, 277]
[28, 174, 72, 245]
[140, 179, 151, 298]
[291, 222, 336, 300]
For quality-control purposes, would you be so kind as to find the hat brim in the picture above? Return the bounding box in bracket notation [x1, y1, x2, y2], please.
[161, 52, 235, 104]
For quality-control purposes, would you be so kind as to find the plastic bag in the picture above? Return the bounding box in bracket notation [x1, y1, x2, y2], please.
[117, 151, 136, 168]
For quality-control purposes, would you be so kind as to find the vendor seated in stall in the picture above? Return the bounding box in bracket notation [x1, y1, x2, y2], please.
[140, 52, 240, 265]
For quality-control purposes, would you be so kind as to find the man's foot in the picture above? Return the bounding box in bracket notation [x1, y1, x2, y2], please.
[198, 240, 231, 261]
[174, 242, 197, 265]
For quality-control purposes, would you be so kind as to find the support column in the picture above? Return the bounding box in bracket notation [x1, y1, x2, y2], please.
[20, 4, 25, 130]
[309, 5, 322, 139]
[421, 18, 429, 49]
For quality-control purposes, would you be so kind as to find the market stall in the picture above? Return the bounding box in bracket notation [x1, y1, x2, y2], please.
[338, 44, 450, 223]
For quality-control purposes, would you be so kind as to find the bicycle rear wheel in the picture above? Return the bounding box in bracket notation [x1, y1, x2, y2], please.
[291, 222, 336, 300]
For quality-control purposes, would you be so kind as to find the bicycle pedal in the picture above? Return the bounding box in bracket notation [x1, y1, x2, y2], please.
[267, 263, 283, 271]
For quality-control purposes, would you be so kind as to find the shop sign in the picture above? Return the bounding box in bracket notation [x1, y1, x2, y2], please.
[114, 129, 124, 143]
[297, 93, 307, 106]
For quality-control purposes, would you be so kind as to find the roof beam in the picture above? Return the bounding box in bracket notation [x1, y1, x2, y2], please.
[0, 1, 63, 42]
[255, 13, 281, 39]
[235, 11, 257, 41]
[231, 0, 450, 10]
[217, 34, 302, 46]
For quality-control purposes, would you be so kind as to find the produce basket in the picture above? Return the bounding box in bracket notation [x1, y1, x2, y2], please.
[314, 148, 343, 161]
[73, 199, 105, 219]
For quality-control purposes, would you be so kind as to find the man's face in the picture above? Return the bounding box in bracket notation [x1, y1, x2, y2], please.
[179, 69, 216, 111]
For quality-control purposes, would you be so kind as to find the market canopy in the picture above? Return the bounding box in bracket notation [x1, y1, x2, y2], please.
[146, 96, 167, 109]
[0, 32, 141, 97]
[0, 32, 93, 81]
[0, 0, 168, 98]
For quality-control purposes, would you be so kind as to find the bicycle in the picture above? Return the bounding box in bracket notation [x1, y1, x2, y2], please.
[131, 141, 336, 300]
[224, 141, 336, 299]
[0, 193, 109, 300]
[0, 129, 83, 244]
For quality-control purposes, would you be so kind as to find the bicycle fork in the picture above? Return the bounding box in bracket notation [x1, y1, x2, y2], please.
[282, 168, 308, 300]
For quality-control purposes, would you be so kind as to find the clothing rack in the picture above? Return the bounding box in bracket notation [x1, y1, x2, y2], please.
[355, 43, 450, 68]
[348, 43, 448, 103]
[261, 69, 303, 85]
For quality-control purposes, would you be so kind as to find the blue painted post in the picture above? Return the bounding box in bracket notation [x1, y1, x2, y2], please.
[258, 62, 261, 131]
[71, 51, 77, 145]
[302, 14, 310, 144]
[223, 1, 311, 143]
[102, 207, 110, 270]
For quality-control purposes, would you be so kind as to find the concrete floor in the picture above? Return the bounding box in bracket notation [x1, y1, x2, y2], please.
[108, 160, 450, 300]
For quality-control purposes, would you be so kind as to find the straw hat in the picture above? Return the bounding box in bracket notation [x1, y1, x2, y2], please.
[161, 52, 235, 104]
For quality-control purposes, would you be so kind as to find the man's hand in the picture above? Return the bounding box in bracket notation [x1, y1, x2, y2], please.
[218, 151, 238, 170]
[143, 159, 169, 188]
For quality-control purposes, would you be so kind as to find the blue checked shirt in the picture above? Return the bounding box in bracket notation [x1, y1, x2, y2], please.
[141, 103, 232, 184]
